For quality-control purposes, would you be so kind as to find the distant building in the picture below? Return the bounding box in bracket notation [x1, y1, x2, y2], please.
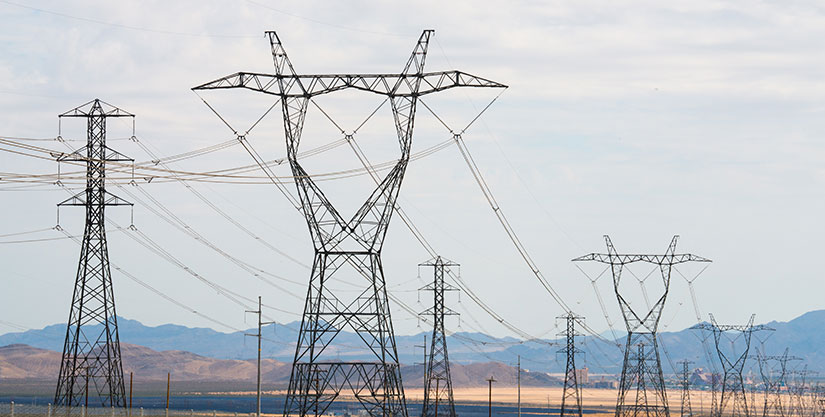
[593, 380, 618, 389]
[576, 367, 589, 385]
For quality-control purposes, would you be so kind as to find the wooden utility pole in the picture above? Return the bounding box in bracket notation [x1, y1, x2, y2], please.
[415, 335, 428, 382]
[487, 376, 496, 417]
[165, 373, 170, 411]
[84, 367, 90, 409]
[246, 296, 276, 417]
[434, 378, 440, 417]
[129, 372, 133, 416]
[517, 355, 521, 417]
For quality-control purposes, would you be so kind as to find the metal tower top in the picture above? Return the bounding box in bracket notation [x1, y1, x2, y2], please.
[193, 30, 506, 98]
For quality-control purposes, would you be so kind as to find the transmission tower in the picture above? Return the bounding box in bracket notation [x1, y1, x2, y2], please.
[558, 312, 584, 417]
[691, 314, 773, 417]
[677, 360, 694, 417]
[194, 30, 505, 417]
[756, 348, 801, 417]
[418, 257, 458, 417]
[789, 367, 817, 417]
[54, 99, 134, 408]
[573, 235, 711, 417]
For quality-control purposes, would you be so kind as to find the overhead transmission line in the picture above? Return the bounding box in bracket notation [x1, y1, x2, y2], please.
[193, 94, 568, 352]
[307, 97, 621, 370]
[0, 130, 453, 185]
[416, 98, 621, 347]
[54, 226, 243, 332]
[0, 0, 258, 39]
[304, 97, 560, 345]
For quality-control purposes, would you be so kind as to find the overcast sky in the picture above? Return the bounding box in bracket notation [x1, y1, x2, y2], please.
[2, 0, 825, 348]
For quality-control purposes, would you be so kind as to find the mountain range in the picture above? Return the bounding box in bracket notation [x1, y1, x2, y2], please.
[0, 343, 558, 393]
[2, 310, 824, 375]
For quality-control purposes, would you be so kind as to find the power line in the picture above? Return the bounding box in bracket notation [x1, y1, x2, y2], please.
[0, 0, 258, 38]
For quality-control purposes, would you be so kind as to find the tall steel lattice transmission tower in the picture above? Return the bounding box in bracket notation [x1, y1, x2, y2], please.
[54, 99, 134, 408]
[677, 360, 693, 417]
[574, 235, 711, 417]
[558, 312, 584, 417]
[418, 257, 459, 417]
[691, 314, 773, 417]
[194, 31, 505, 417]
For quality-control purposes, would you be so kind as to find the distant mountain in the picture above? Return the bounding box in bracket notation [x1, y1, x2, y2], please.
[3, 310, 825, 375]
[0, 343, 289, 382]
[0, 344, 558, 388]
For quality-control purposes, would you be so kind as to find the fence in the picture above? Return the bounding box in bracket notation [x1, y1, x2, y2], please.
[0, 403, 261, 417]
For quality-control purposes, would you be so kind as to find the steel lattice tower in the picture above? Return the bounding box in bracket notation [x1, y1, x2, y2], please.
[691, 314, 773, 417]
[558, 312, 584, 417]
[788, 367, 816, 417]
[757, 348, 801, 417]
[574, 235, 711, 417]
[194, 31, 505, 417]
[419, 257, 458, 417]
[54, 99, 134, 408]
[677, 360, 693, 417]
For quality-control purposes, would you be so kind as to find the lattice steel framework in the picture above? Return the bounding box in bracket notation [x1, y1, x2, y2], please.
[692, 314, 773, 417]
[419, 257, 458, 417]
[788, 367, 816, 417]
[558, 312, 584, 417]
[574, 235, 711, 417]
[757, 348, 801, 417]
[194, 30, 505, 417]
[677, 360, 694, 417]
[54, 99, 134, 408]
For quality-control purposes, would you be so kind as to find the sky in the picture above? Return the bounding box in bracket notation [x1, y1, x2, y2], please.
[1, 0, 825, 348]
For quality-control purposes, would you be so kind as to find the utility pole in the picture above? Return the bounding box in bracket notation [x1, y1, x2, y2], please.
[246, 296, 276, 417]
[574, 235, 711, 417]
[129, 372, 133, 416]
[415, 335, 428, 387]
[558, 312, 584, 417]
[517, 355, 521, 417]
[165, 372, 170, 412]
[195, 30, 505, 417]
[419, 256, 459, 417]
[487, 376, 496, 417]
[54, 99, 134, 409]
[677, 360, 693, 417]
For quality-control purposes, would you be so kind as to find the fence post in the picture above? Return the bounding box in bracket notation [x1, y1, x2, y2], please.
[140, 407, 144, 417]
[10, 401, 14, 417]
[48, 403, 52, 417]
[190, 410, 193, 417]
[82, 405, 86, 417]
[112, 406, 115, 417]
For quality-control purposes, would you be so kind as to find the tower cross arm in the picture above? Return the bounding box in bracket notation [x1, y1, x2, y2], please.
[690, 322, 775, 332]
[192, 70, 507, 98]
[572, 253, 711, 265]
[59, 99, 135, 118]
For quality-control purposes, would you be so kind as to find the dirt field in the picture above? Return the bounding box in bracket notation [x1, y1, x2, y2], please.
[447, 386, 773, 417]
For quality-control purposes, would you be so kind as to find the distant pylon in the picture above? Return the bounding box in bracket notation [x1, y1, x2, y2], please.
[677, 360, 693, 417]
[54, 99, 134, 408]
[756, 347, 801, 417]
[789, 366, 816, 417]
[574, 235, 711, 417]
[558, 312, 584, 417]
[691, 314, 774, 417]
[419, 256, 459, 417]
